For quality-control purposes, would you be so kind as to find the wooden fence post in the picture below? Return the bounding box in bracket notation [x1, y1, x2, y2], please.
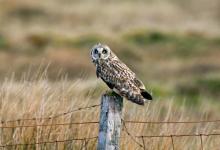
[97, 92, 123, 150]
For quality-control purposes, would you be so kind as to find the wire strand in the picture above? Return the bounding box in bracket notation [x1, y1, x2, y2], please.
[0, 121, 99, 128]
[121, 119, 144, 148]
[124, 119, 220, 124]
[1, 104, 100, 124]
[0, 136, 98, 148]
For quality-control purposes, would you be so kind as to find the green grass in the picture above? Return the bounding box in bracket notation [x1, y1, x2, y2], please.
[8, 6, 47, 21]
[197, 77, 220, 96]
[124, 30, 173, 46]
[123, 29, 220, 58]
[67, 35, 108, 49]
[0, 34, 9, 49]
[175, 76, 220, 106]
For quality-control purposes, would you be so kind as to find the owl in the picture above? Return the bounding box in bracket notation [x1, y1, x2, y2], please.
[90, 43, 152, 105]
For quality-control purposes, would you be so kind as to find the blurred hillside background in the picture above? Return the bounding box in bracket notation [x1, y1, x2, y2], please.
[0, 0, 220, 103]
[0, 0, 220, 149]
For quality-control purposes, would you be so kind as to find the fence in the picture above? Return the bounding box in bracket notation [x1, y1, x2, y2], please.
[1, 95, 220, 150]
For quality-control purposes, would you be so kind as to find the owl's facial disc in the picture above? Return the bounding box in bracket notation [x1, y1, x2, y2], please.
[91, 44, 110, 61]
[100, 47, 110, 60]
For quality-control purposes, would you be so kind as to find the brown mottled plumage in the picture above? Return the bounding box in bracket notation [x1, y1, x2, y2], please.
[90, 43, 152, 105]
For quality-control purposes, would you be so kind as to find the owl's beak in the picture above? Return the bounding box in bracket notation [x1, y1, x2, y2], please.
[98, 53, 101, 58]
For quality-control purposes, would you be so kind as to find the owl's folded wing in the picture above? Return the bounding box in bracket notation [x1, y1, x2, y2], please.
[134, 77, 152, 100]
[110, 59, 135, 80]
[133, 77, 145, 90]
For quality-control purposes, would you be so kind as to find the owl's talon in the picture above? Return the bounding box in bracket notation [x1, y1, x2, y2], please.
[105, 90, 120, 97]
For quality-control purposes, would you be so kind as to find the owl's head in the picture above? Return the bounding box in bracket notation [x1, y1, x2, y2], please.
[90, 43, 113, 63]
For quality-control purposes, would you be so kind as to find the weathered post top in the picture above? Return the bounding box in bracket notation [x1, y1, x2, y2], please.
[97, 92, 123, 150]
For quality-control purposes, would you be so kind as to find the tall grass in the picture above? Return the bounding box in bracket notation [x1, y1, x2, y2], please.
[0, 0, 220, 149]
[0, 74, 220, 149]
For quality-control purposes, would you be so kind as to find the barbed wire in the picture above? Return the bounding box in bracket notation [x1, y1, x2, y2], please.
[1, 102, 220, 149]
[1, 118, 220, 129]
[0, 104, 100, 124]
[0, 121, 99, 128]
[1, 133, 219, 149]
[121, 119, 144, 148]
[137, 133, 220, 150]
[123, 133, 220, 150]
[124, 119, 220, 124]
[1, 119, 220, 129]
[0, 136, 98, 148]
[140, 136, 146, 150]
[1, 121, 220, 149]
[134, 133, 220, 138]
[170, 135, 175, 150]
[124, 116, 220, 126]
[121, 120, 220, 150]
[2, 102, 220, 126]
[200, 134, 204, 150]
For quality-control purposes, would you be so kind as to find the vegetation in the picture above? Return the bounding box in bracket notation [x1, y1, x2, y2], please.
[0, 0, 220, 149]
[0, 76, 220, 149]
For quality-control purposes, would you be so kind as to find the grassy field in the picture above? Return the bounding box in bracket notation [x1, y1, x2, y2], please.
[0, 77, 220, 149]
[0, 0, 220, 149]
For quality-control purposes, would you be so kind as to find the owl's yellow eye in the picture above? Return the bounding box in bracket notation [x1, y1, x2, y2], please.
[102, 49, 107, 54]
[94, 49, 98, 54]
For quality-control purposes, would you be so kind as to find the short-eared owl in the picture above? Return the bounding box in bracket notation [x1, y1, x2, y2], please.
[90, 43, 152, 105]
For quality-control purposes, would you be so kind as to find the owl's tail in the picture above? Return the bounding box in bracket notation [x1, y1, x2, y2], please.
[141, 89, 153, 100]
[122, 89, 152, 105]
[127, 93, 152, 105]
[130, 90, 152, 105]
[128, 95, 145, 105]
[132, 90, 153, 105]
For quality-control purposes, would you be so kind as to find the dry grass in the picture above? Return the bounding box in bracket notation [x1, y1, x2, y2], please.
[0, 74, 220, 150]
[0, 0, 220, 149]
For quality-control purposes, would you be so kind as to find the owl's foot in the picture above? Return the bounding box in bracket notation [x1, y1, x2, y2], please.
[105, 90, 121, 97]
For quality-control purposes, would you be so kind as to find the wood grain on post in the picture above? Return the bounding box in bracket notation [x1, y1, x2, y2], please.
[97, 92, 123, 150]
